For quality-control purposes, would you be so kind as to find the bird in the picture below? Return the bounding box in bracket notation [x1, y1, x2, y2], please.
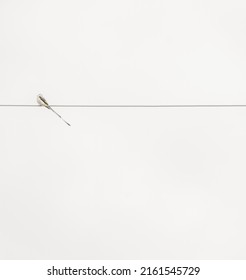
[37, 94, 71, 126]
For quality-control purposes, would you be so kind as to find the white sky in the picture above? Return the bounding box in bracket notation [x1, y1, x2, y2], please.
[0, 0, 246, 259]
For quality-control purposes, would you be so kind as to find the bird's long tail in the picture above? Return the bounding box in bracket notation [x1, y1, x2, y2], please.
[49, 107, 71, 126]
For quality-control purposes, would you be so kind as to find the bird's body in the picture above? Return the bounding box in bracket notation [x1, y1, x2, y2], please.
[37, 94, 50, 108]
[37, 94, 71, 126]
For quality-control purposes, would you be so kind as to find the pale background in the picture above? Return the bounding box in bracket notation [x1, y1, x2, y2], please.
[0, 0, 246, 259]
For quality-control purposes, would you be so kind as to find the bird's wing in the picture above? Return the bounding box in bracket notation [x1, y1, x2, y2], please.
[37, 95, 50, 108]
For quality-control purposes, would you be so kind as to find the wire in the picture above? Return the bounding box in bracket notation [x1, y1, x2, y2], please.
[1, 104, 246, 108]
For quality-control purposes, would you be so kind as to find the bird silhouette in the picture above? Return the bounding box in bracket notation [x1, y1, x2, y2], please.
[37, 94, 71, 126]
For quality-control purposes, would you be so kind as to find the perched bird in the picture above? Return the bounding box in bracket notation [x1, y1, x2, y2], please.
[37, 94, 71, 126]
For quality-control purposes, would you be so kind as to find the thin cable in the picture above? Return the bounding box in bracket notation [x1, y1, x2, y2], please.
[1, 104, 246, 107]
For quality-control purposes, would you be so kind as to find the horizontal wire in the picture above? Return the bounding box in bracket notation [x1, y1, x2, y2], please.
[1, 104, 246, 108]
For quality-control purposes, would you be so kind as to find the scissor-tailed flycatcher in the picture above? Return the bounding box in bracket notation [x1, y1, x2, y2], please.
[37, 94, 71, 126]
